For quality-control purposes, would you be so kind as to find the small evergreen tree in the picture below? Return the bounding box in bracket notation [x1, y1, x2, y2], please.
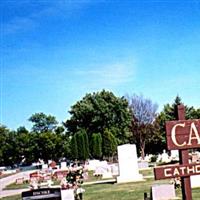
[76, 129, 89, 161]
[82, 129, 90, 160]
[102, 128, 117, 159]
[70, 135, 78, 160]
[91, 133, 102, 159]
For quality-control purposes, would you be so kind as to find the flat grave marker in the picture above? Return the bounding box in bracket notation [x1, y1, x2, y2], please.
[22, 188, 61, 200]
[151, 184, 176, 200]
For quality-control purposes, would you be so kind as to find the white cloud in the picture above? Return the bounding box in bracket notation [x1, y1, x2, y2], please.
[2, 1, 92, 35]
[73, 62, 136, 90]
[2, 17, 36, 35]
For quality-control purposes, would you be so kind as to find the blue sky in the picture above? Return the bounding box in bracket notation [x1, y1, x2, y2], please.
[1, 0, 200, 130]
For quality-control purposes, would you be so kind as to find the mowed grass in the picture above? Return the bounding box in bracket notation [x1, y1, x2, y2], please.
[1, 195, 21, 200]
[84, 179, 200, 200]
[2, 179, 200, 200]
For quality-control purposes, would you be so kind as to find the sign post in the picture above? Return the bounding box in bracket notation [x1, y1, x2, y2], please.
[177, 105, 191, 200]
[154, 105, 200, 200]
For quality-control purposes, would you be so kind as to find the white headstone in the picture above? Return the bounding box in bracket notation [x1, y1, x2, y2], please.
[161, 150, 170, 163]
[191, 175, 200, 188]
[151, 184, 176, 200]
[87, 160, 101, 171]
[61, 189, 74, 200]
[117, 144, 143, 183]
[110, 163, 119, 176]
[170, 150, 179, 161]
[42, 164, 48, 169]
[93, 161, 113, 179]
[61, 162, 67, 169]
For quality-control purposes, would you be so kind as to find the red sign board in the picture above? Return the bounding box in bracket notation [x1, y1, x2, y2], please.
[166, 119, 200, 150]
[154, 105, 199, 200]
[154, 163, 200, 180]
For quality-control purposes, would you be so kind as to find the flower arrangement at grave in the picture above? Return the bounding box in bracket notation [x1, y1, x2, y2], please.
[60, 166, 86, 200]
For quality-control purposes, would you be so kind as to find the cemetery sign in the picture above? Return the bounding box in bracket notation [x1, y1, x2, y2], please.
[166, 120, 200, 150]
[154, 163, 200, 180]
[154, 105, 200, 200]
[155, 119, 200, 180]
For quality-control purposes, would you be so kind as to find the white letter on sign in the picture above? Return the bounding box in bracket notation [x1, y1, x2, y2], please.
[171, 123, 186, 147]
[164, 168, 172, 177]
[188, 122, 200, 145]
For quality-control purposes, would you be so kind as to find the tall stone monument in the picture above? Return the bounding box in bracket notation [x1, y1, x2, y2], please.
[117, 144, 143, 183]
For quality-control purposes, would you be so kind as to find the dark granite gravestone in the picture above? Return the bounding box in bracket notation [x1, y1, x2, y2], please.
[22, 188, 61, 200]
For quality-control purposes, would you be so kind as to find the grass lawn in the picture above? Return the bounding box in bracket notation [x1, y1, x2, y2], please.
[1, 195, 21, 200]
[83, 178, 200, 200]
[2, 178, 200, 200]
[2, 169, 200, 200]
[4, 182, 30, 190]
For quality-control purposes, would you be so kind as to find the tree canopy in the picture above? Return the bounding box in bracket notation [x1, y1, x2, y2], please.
[29, 112, 58, 133]
[65, 90, 132, 159]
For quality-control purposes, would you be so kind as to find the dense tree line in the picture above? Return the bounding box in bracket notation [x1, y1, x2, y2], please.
[0, 90, 199, 167]
[0, 124, 70, 166]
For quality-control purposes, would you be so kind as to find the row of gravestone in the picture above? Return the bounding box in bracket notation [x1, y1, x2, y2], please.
[21, 185, 176, 200]
[22, 143, 200, 200]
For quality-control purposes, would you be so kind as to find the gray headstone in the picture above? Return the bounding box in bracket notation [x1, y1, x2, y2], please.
[138, 161, 149, 169]
[151, 184, 176, 200]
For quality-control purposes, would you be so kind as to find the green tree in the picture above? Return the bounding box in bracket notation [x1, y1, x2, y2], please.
[36, 132, 55, 161]
[0, 125, 10, 165]
[102, 128, 117, 159]
[186, 107, 200, 119]
[76, 132, 85, 160]
[83, 129, 90, 159]
[54, 126, 71, 161]
[65, 90, 132, 158]
[70, 135, 78, 160]
[15, 127, 33, 164]
[28, 113, 71, 162]
[29, 112, 58, 133]
[75, 129, 89, 161]
[1, 129, 18, 166]
[37, 131, 71, 162]
[91, 133, 102, 159]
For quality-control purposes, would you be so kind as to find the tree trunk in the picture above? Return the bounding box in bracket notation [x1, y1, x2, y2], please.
[140, 141, 145, 160]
